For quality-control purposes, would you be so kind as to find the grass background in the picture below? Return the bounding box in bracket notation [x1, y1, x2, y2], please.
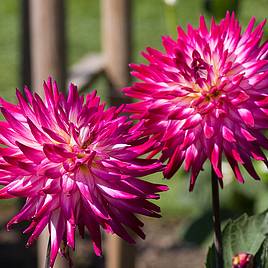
[0, 0, 268, 221]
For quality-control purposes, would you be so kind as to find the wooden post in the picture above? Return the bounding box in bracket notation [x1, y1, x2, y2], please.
[29, 1, 67, 267]
[30, 0, 66, 96]
[101, 1, 136, 268]
[101, 0, 132, 104]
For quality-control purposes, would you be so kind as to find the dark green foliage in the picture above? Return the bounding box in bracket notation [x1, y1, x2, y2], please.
[206, 211, 268, 267]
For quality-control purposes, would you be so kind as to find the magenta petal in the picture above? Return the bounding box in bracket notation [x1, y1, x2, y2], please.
[42, 127, 67, 143]
[222, 126, 236, 142]
[238, 108, 254, 127]
[97, 184, 138, 199]
[43, 144, 67, 163]
[240, 128, 256, 141]
[211, 144, 223, 178]
[27, 214, 50, 246]
[16, 141, 44, 164]
[83, 213, 102, 256]
[182, 114, 202, 130]
[204, 122, 214, 139]
[27, 117, 51, 143]
[50, 210, 65, 267]
[66, 220, 75, 249]
[16, 89, 35, 119]
[164, 148, 184, 178]
[1, 108, 30, 139]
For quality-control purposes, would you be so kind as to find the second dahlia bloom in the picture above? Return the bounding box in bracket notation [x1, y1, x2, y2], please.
[0, 78, 167, 267]
[124, 12, 268, 190]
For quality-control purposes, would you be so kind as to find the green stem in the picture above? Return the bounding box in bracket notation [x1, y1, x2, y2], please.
[211, 166, 223, 268]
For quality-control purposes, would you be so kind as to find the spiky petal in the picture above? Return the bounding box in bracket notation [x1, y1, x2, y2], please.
[0, 78, 167, 267]
[124, 12, 268, 190]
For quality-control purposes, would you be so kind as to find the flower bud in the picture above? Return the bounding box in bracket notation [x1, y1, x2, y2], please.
[232, 252, 254, 268]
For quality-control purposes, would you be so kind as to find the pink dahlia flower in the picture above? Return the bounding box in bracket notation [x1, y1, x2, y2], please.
[0, 78, 167, 266]
[124, 12, 268, 190]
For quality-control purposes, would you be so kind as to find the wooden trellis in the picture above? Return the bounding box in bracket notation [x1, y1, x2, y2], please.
[24, 0, 135, 267]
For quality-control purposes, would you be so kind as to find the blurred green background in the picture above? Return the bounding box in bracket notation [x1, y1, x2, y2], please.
[1, 0, 268, 248]
[2, 0, 268, 101]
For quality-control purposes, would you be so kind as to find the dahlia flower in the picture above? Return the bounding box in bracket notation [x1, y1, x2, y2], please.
[124, 12, 268, 190]
[0, 78, 167, 267]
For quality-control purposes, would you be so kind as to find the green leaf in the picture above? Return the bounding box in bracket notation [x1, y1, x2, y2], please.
[205, 210, 268, 268]
[254, 238, 268, 268]
[223, 211, 268, 267]
[205, 244, 216, 268]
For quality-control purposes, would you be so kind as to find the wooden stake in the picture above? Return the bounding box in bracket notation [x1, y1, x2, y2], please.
[101, 0, 132, 105]
[29, 0, 66, 95]
[101, 1, 135, 268]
